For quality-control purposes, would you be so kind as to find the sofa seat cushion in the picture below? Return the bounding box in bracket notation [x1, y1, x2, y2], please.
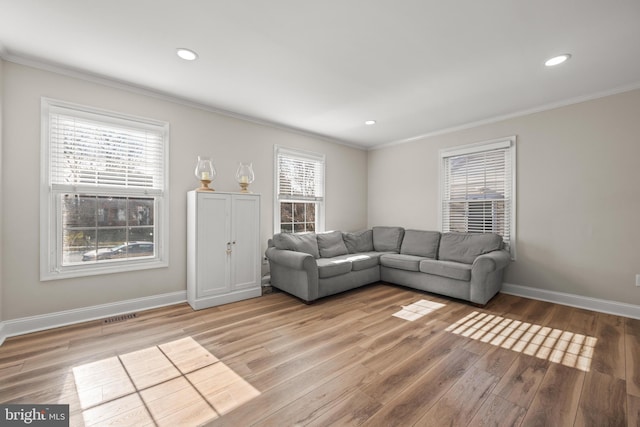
[419, 259, 472, 281]
[317, 230, 349, 258]
[316, 257, 352, 278]
[438, 232, 503, 264]
[401, 229, 441, 258]
[343, 252, 382, 271]
[380, 254, 425, 272]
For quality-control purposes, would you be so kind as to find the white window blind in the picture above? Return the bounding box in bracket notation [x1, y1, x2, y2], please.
[276, 148, 324, 202]
[49, 109, 165, 195]
[441, 138, 515, 255]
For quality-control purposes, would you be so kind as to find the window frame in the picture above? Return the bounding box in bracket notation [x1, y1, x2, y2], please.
[273, 145, 325, 234]
[438, 136, 516, 259]
[40, 98, 169, 280]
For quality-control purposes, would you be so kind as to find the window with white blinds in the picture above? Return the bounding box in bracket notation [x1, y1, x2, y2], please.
[440, 137, 516, 257]
[41, 99, 169, 280]
[49, 112, 165, 193]
[274, 146, 325, 233]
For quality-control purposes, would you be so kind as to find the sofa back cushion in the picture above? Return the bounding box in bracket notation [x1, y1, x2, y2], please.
[317, 231, 349, 258]
[342, 230, 374, 253]
[372, 226, 405, 253]
[438, 232, 503, 264]
[400, 230, 441, 258]
[273, 232, 320, 259]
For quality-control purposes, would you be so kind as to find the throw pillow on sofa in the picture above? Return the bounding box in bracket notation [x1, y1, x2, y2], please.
[342, 229, 374, 253]
[317, 231, 349, 258]
[438, 232, 503, 264]
[273, 233, 320, 258]
[372, 226, 405, 253]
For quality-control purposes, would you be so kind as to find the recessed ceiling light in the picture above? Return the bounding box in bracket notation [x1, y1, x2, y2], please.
[176, 48, 199, 61]
[545, 54, 571, 67]
[365, 120, 377, 125]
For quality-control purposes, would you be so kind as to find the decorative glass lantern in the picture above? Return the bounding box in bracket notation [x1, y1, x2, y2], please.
[235, 162, 255, 193]
[195, 156, 216, 191]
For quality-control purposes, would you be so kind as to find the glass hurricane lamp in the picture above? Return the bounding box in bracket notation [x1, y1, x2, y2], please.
[195, 156, 216, 191]
[235, 162, 255, 193]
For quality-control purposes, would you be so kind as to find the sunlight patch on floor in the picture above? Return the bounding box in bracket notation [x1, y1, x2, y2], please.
[393, 299, 446, 321]
[72, 336, 259, 426]
[446, 311, 597, 372]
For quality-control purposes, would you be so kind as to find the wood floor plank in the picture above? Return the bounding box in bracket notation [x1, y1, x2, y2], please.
[567, 307, 598, 336]
[474, 344, 519, 377]
[520, 299, 557, 325]
[575, 369, 627, 426]
[468, 394, 527, 427]
[483, 292, 523, 314]
[357, 315, 442, 355]
[118, 346, 181, 390]
[158, 336, 218, 374]
[360, 348, 479, 427]
[628, 394, 640, 427]
[306, 389, 382, 427]
[520, 363, 585, 427]
[591, 312, 625, 379]
[417, 366, 499, 426]
[72, 356, 135, 409]
[204, 345, 371, 426]
[0, 360, 23, 377]
[360, 321, 447, 375]
[80, 393, 154, 427]
[256, 363, 378, 426]
[243, 330, 369, 390]
[360, 331, 461, 404]
[493, 353, 549, 409]
[256, 308, 370, 356]
[626, 318, 640, 397]
[140, 376, 217, 426]
[490, 293, 534, 319]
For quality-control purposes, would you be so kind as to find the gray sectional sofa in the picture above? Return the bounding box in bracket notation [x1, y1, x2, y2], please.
[265, 226, 511, 305]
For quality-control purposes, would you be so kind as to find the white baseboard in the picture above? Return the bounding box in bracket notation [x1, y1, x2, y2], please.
[0, 291, 187, 346]
[501, 283, 640, 320]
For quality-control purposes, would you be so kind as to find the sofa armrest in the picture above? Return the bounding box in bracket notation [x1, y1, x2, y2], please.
[265, 247, 319, 302]
[265, 247, 317, 272]
[472, 250, 511, 275]
[470, 250, 511, 305]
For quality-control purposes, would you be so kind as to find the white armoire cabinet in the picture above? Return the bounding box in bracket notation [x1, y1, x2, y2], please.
[187, 191, 261, 310]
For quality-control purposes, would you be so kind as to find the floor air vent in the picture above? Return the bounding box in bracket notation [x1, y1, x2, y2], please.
[103, 313, 138, 324]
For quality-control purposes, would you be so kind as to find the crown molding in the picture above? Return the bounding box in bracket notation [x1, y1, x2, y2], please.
[371, 81, 640, 151]
[1, 51, 366, 151]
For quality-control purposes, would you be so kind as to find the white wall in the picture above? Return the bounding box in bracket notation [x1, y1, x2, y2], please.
[368, 89, 640, 306]
[1, 61, 368, 320]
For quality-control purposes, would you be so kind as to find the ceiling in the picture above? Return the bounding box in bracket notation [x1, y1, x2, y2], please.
[1, 0, 639, 149]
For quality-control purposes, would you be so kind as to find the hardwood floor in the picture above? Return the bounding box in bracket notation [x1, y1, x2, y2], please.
[0, 283, 636, 426]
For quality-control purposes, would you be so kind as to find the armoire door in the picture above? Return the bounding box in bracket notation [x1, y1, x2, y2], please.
[196, 193, 231, 297]
[230, 194, 260, 290]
